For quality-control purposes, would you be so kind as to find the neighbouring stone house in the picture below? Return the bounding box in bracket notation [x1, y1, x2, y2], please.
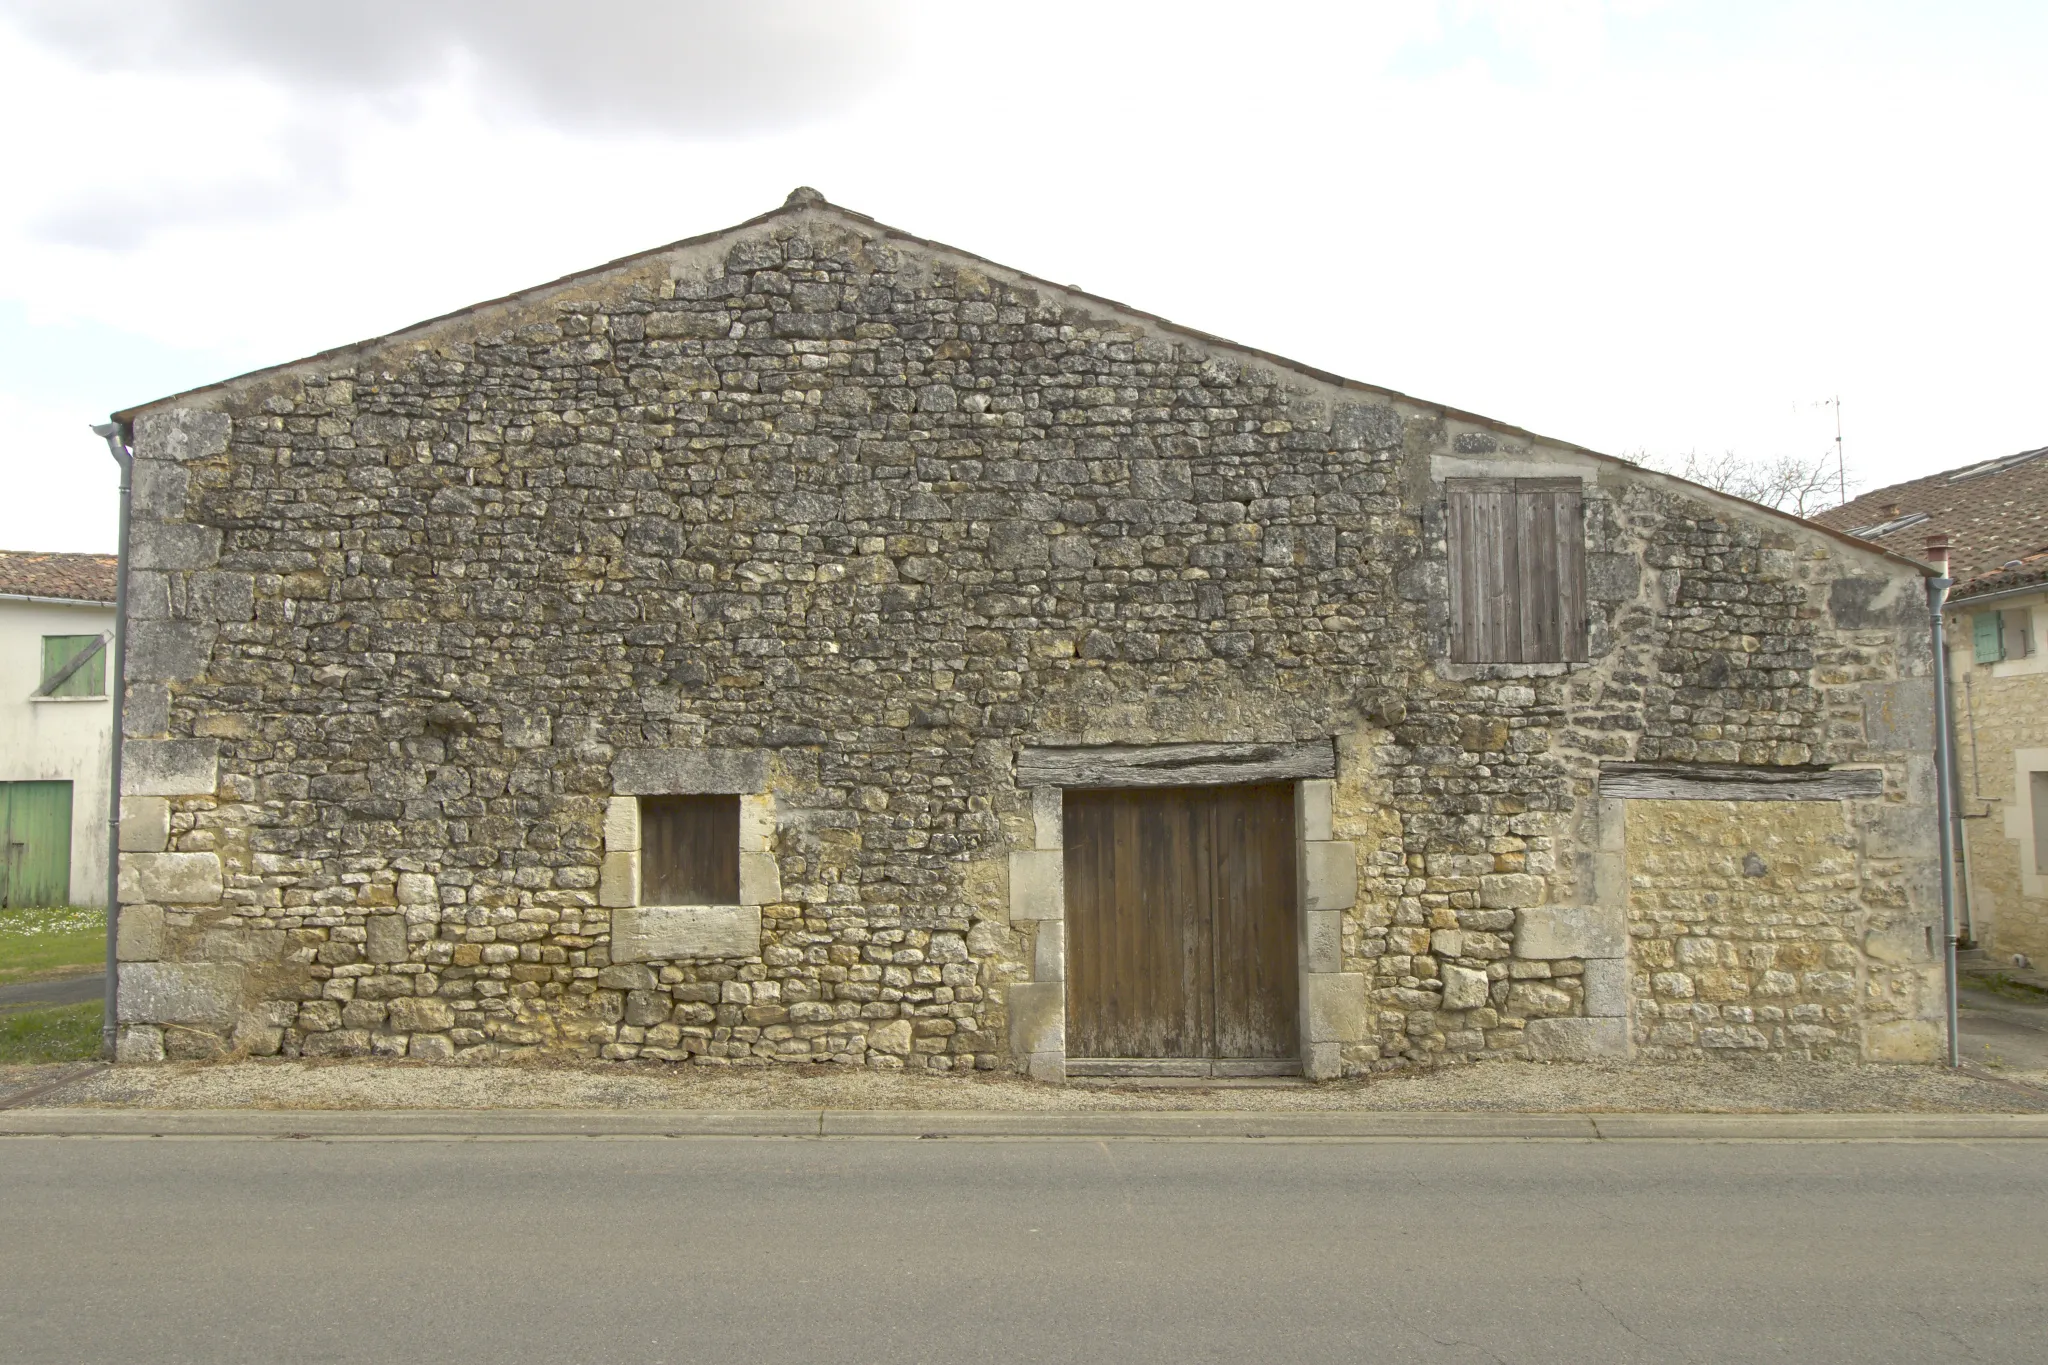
[105, 189, 1948, 1073]
[0, 550, 117, 909]
[1817, 450, 2048, 969]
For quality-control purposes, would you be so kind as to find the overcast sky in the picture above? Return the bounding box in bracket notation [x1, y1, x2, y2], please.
[2, 0, 2043, 553]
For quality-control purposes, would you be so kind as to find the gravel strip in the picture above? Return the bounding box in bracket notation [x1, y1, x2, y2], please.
[5, 1057, 2045, 1114]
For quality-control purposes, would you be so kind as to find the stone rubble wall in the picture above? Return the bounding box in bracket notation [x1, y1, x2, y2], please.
[108, 206, 1944, 1069]
[1946, 588, 2048, 966]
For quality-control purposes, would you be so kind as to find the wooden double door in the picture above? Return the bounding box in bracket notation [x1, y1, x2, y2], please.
[1064, 783, 1300, 1074]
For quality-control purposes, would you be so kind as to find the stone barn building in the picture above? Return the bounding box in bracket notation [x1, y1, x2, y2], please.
[106, 189, 1946, 1075]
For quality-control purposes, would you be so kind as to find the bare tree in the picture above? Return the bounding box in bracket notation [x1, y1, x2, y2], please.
[1626, 449, 1850, 518]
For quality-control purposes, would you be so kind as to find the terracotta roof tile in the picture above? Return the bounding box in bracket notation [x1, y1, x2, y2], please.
[0, 550, 118, 603]
[1811, 446, 2048, 584]
[1949, 548, 2048, 603]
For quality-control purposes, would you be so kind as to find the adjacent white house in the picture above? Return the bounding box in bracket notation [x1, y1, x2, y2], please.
[0, 550, 116, 909]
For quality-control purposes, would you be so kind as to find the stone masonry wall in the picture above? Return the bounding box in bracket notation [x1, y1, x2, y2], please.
[1948, 588, 2048, 965]
[109, 197, 1946, 1069]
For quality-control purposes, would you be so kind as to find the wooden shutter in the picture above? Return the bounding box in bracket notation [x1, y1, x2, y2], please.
[640, 795, 739, 904]
[39, 635, 106, 698]
[1972, 613, 2004, 664]
[1447, 478, 1586, 664]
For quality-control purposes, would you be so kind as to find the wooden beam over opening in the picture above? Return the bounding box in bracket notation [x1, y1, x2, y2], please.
[1017, 740, 1337, 790]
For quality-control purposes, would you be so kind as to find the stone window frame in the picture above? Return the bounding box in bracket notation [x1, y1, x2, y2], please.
[1005, 741, 1366, 1082]
[602, 749, 778, 962]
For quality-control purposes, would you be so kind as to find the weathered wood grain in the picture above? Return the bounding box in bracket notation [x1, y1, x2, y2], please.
[1599, 763, 1886, 801]
[1017, 740, 1335, 790]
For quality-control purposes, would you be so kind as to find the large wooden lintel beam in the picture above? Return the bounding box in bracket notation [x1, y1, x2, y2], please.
[1017, 740, 1337, 790]
[1599, 762, 1885, 801]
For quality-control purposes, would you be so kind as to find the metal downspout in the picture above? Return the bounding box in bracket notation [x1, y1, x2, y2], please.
[1924, 532, 1960, 1068]
[92, 421, 132, 1060]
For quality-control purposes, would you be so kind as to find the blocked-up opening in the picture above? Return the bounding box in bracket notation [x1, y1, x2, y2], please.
[641, 795, 739, 904]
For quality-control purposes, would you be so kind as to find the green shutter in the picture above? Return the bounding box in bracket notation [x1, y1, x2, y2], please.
[0, 781, 74, 908]
[1972, 613, 2005, 664]
[39, 634, 106, 697]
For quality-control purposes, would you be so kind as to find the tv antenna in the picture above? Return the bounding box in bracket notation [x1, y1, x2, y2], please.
[1823, 395, 1844, 504]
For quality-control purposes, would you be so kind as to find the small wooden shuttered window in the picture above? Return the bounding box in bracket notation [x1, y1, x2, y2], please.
[1446, 477, 1587, 664]
[39, 635, 106, 697]
[1972, 613, 2004, 664]
[640, 795, 740, 904]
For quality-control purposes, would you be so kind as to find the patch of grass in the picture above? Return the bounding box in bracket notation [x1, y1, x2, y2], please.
[0, 905, 107, 985]
[0, 1001, 103, 1064]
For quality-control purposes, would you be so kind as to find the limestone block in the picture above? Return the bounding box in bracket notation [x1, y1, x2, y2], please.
[118, 852, 222, 905]
[232, 1015, 283, 1056]
[1300, 779, 1335, 842]
[503, 712, 552, 749]
[739, 794, 774, 852]
[1305, 909, 1343, 974]
[1009, 849, 1064, 921]
[396, 873, 439, 907]
[1008, 981, 1066, 1056]
[1523, 1017, 1629, 1061]
[132, 407, 229, 462]
[604, 796, 641, 851]
[1515, 905, 1626, 960]
[1303, 840, 1357, 911]
[1026, 1051, 1067, 1083]
[1480, 873, 1545, 909]
[599, 851, 640, 908]
[131, 459, 189, 521]
[1034, 919, 1065, 982]
[126, 620, 218, 683]
[115, 905, 165, 962]
[365, 914, 408, 964]
[612, 904, 762, 961]
[596, 963, 658, 991]
[1304, 1041, 1344, 1081]
[116, 1024, 165, 1064]
[409, 1034, 455, 1061]
[1032, 787, 1063, 849]
[1441, 964, 1490, 1012]
[1862, 677, 1935, 753]
[383, 997, 454, 1035]
[1864, 1018, 1941, 1062]
[124, 683, 169, 739]
[611, 747, 767, 795]
[119, 797, 170, 853]
[129, 523, 222, 572]
[868, 1019, 914, 1056]
[116, 962, 239, 1028]
[121, 739, 219, 797]
[1304, 972, 1367, 1043]
[738, 851, 782, 905]
[198, 928, 285, 963]
[1582, 957, 1630, 1018]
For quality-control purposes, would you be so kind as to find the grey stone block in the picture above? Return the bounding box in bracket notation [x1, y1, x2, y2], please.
[1516, 905, 1625, 960]
[1442, 963, 1490, 1011]
[118, 852, 222, 905]
[738, 851, 781, 905]
[1300, 779, 1334, 841]
[115, 905, 165, 962]
[1304, 840, 1357, 911]
[119, 796, 170, 853]
[1523, 1017, 1630, 1061]
[187, 571, 254, 622]
[132, 408, 230, 462]
[1008, 849, 1064, 921]
[129, 522, 222, 572]
[1304, 1041, 1345, 1081]
[599, 851, 639, 908]
[1008, 981, 1065, 1056]
[396, 873, 438, 907]
[612, 904, 761, 960]
[1304, 972, 1367, 1043]
[1032, 787, 1063, 850]
[131, 459, 190, 519]
[123, 683, 169, 739]
[987, 521, 1049, 568]
[739, 794, 774, 851]
[1583, 957, 1630, 1017]
[1305, 909, 1343, 974]
[611, 747, 767, 795]
[1034, 919, 1065, 982]
[1863, 677, 1935, 753]
[1480, 873, 1546, 909]
[365, 914, 408, 963]
[595, 963, 658, 990]
[125, 621, 217, 681]
[117, 962, 240, 1028]
[116, 1024, 165, 1063]
[604, 797, 641, 851]
[198, 928, 285, 963]
[387, 997, 456, 1032]
[504, 712, 553, 749]
[125, 570, 171, 620]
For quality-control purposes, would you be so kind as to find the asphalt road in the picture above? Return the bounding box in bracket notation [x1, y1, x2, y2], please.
[0, 970, 102, 1012]
[2, 1135, 2043, 1364]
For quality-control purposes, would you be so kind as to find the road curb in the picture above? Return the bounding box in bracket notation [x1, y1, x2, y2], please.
[5, 1107, 2048, 1140]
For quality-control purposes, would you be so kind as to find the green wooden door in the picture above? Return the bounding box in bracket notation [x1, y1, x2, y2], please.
[0, 781, 73, 908]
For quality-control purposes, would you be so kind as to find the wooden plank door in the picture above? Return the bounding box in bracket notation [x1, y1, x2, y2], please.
[0, 781, 73, 909]
[1064, 783, 1298, 1062]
